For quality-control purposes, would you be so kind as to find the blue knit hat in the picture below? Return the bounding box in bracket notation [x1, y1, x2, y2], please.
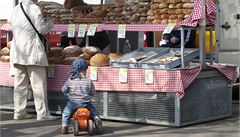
[70, 58, 88, 80]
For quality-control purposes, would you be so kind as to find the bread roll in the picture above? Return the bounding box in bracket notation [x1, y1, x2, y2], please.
[90, 53, 109, 67]
[7, 41, 12, 49]
[62, 57, 79, 65]
[168, 3, 176, 9]
[177, 14, 185, 19]
[48, 56, 63, 64]
[47, 47, 63, 57]
[161, 14, 170, 19]
[0, 47, 10, 55]
[152, 19, 162, 24]
[159, 3, 169, 9]
[82, 46, 100, 55]
[108, 53, 119, 60]
[183, 3, 194, 8]
[62, 45, 82, 57]
[153, 0, 166, 2]
[175, 9, 183, 14]
[166, 0, 176, 3]
[181, 0, 194, 2]
[168, 9, 175, 14]
[161, 19, 168, 24]
[175, 3, 183, 8]
[183, 9, 193, 14]
[79, 52, 92, 60]
[0, 55, 10, 62]
[160, 8, 169, 14]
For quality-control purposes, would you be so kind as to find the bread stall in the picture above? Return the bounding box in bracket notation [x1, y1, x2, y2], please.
[0, 0, 239, 127]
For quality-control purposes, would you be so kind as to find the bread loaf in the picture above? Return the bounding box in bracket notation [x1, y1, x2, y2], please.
[90, 53, 109, 67]
[183, 3, 194, 8]
[48, 56, 63, 64]
[82, 46, 100, 55]
[62, 57, 79, 65]
[47, 47, 63, 57]
[0, 55, 10, 62]
[7, 41, 11, 49]
[159, 3, 169, 9]
[181, 0, 194, 2]
[62, 45, 83, 57]
[108, 53, 119, 60]
[0, 47, 10, 55]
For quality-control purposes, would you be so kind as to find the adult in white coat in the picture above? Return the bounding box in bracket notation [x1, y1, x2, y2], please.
[9, 0, 57, 121]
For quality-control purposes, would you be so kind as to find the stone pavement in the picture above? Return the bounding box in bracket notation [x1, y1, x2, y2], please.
[0, 103, 239, 137]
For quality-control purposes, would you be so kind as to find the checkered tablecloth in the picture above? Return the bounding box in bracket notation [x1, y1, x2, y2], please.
[0, 0, 216, 32]
[0, 62, 239, 98]
[47, 64, 202, 98]
[0, 63, 14, 87]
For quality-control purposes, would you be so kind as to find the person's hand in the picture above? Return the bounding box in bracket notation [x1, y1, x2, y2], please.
[170, 37, 179, 44]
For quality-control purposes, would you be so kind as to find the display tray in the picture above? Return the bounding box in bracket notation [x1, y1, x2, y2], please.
[110, 47, 169, 68]
[138, 48, 199, 70]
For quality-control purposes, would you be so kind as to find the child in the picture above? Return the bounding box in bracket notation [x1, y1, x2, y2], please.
[61, 58, 102, 134]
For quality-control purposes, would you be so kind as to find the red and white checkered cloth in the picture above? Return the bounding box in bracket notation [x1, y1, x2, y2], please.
[47, 64, 202, 98]
[0, 63, 14, 87]
[206, 63, 239, 84]
[178, 0, 216, 27]
[0, 62, 238, 99]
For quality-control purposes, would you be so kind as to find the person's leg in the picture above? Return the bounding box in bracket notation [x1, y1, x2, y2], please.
[61, 101, 78, 134]
[13, 64, 30, 119]
[85, 103, 102, 131]
[27, 65, 57, 121]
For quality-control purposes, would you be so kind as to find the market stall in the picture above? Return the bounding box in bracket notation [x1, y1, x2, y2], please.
[0, 0, 239, 127]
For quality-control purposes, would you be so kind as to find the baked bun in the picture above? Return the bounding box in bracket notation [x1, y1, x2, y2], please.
[47, 47, 63, 57]
[62, 45, 82, 57]
[82, 46, 100, 55]
[108, 53, 120, 60]
[90, 53, 109, 67]
[62, 57, 79, 65]
[0, 55, 10, 62]
[48, 56, 63, 64]
[7, 41, 12, 49]
[0, 47, 10, 55]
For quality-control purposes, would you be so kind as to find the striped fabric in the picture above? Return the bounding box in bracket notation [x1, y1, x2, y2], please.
[62, 77, 95, 103]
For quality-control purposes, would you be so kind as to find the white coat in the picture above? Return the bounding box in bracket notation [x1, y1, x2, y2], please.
[9, 0, 53, 67]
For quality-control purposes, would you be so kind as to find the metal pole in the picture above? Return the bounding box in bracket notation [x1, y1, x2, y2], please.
[215, 0, 221, 63]
[210, 28, 213, 64]
[180, 27, 185, 68]
[199, 0, 206, 68]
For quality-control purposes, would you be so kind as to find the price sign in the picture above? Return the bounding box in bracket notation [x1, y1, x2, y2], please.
[119, 68, 128, 83]
[90, 66, 98, 81]
[118, 24, 126, 38]
[77, 24, 87, 38]
[68, 24, 76, 38]
[163, 23, 176, 34]
[87, 24, 98, 36]
[145, 69, 154, 84]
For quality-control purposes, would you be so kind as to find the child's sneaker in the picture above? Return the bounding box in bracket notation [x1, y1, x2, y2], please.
[94, 116, 103, 133]
[61, 126, 69, 134]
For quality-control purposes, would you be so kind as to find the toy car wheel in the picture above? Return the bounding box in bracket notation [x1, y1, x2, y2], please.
[88, 119, 94, 135]
[73, 120, 79, 136]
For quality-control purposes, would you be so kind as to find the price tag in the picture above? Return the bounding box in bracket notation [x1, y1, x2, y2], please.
[77, 24, 87, 38]
[119, 68, 128, 83]
[87, 24, 98, 36]
[68, 24, 76, 38]
[145, 69, 154, 84]
[90, 66, 98, 81]
[47, 65, 55, 78]
[118, 24, 126, 38]
[163, 23, 176, 34]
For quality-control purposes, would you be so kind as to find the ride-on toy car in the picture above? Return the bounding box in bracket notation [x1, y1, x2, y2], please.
[72, 108, 103, 136]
